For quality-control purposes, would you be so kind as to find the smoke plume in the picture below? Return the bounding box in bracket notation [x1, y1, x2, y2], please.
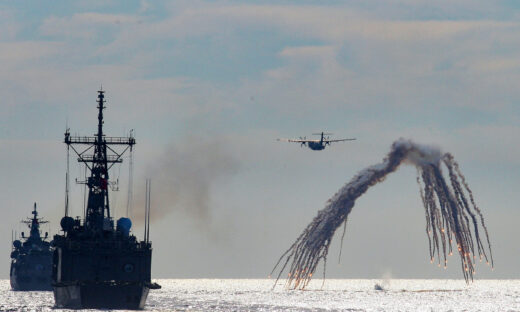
[131, 137, 241, 226]
[271, 138, 493, 289]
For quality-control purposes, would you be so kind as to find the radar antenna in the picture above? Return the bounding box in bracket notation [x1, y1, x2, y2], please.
[65, 89, 135, 230]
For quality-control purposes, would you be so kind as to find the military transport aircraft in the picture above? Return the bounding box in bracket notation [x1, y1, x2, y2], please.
[277, 132, 356, 151]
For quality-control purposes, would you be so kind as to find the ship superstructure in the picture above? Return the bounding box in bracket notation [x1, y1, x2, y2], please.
[52, 90, 159, 309]
[10, 203, 53, 291]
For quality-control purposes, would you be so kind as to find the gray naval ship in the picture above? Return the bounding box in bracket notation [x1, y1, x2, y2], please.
[10, 203, 53, 291]
[52, 89, 160, 309]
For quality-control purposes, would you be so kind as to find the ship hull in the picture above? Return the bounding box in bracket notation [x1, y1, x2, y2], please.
[10, 275, 53, 291]
[53, 281, 150, 310]
[10, 255, 53, 291]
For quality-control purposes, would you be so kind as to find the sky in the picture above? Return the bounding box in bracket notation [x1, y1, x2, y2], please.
[0, 0, 519, 281]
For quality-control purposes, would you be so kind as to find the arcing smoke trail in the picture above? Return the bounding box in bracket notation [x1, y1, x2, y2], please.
[271, 139, 493, 290]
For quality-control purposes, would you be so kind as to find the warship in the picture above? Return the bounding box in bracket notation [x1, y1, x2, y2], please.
[10, 203, 53, 291]
[52, 89, 160, 309]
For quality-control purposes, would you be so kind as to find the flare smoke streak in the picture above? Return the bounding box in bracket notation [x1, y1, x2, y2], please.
[271, 139, 493, 289]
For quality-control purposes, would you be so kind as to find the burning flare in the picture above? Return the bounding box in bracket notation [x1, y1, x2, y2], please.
[271, 139, 493, 290]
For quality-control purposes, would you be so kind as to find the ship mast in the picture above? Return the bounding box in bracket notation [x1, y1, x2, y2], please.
[30, 203, 41, 240]
[22, 203, 48, 242]
[65, 90, 135, 231]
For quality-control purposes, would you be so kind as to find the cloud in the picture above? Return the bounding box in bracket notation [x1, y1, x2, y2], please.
[108, 4, 518, 43]
[68, 3, 518, 115]
[0, 3, 518, 166]
[139, 0, 151, 14]
[279, 45, 336, 59]
[468, 57, 520, 73]
[40, 13, 142, 39]
[0, 9, 20, 41]
[0, 41, 65, 65]
[78, 3, 517, 61]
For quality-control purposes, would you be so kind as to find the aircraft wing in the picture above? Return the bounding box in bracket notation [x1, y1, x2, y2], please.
[277, 138, 320, 143]
[325, 138, 356, 143]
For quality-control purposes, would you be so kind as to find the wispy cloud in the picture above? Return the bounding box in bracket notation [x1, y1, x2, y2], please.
[40, 13, 143, 39]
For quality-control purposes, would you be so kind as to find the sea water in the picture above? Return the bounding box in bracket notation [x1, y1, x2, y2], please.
[1, 279, 519, 311]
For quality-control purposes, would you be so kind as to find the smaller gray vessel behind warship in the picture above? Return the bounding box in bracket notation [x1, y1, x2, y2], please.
[10, 203, 53, 291]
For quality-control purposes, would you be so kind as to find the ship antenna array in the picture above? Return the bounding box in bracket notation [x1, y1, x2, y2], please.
[65, 131, 70, 217]
[83, 165, 87, 219]
[64, 90, 136, 230]
[144, 178, 151, 243]
[126, 129, 135, 218]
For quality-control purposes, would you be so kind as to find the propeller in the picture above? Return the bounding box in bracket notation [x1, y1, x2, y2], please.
[312, 132, 333, 136]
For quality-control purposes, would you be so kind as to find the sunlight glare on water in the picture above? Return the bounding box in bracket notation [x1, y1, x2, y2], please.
[1, 279, 519, 311]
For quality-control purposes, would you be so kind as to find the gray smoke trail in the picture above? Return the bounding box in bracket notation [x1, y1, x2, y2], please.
[271, 138, 493, 290]
[132, 137, 241, 227]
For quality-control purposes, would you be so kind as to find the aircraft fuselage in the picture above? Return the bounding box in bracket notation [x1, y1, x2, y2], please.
[307, 142, 325, 150]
